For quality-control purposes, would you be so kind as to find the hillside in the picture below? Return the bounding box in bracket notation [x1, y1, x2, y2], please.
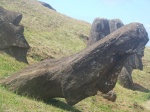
[0, 0, 90, 62]
[0, 0, 150, 112]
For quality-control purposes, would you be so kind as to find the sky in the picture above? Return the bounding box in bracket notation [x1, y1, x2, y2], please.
[40, 0, 150, 46]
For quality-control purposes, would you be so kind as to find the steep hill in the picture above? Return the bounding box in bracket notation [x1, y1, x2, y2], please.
[0, 0, 150, 112]
[0, 0, 90, 62]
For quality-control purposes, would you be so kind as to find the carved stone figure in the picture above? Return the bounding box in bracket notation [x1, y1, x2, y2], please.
[2, 22, 148, 105]
[88, 18, 148, 90]
[0, 6, 30, 63]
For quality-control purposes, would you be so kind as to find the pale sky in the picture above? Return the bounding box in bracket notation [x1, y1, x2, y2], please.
[40, 0, 150, 46]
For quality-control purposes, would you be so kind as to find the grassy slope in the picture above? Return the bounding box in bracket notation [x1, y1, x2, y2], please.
[0, 0, 90, 61]
[0, 52, 27, 79]
[0, 0, 150, 112]
[132, 47, 150, 90]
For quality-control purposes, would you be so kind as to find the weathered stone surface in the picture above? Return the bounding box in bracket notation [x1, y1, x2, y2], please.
[87, 18, 124, 100]
[39, 1, 56, 11]
[118, 45, 146, 89]
[0, 6, 30, 63]
[2, 23, 148, 105]
[109, 19, 124, 33]
[118, 29, 148, 89]
[102, 90, 117, 102]
[88, 18, 124, 46]
[87, 18, 110, 46]
[88, 18, 149, 90]
[97, 90, 117, 102]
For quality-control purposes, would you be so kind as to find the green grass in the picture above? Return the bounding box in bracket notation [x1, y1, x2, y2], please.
[24, 29, 86, 60]
[0, 0, 90, 62]
[0, 86, 74, 112]
[0, 0, 150, 111]
[0, 83, 149, 112]
[0, 52, 26, 79]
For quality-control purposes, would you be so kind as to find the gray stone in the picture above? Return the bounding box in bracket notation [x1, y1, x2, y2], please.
[102, 90, 117, 102]
[88, 18, 110, 46]
[88, 18, 124, 46]
[109, 19, 124, 33]
[0, 6, 30, 63]
[118, 44, 146, 89]
[88, 18, 149, 90]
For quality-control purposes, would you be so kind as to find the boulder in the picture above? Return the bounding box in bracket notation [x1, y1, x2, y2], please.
[0, 6, 30, 63]
[102, 90, 117, 102]
[2, 23, 148, 105]
[39, 1, 56, 11]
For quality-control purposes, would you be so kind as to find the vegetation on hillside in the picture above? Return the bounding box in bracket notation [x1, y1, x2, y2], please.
[0, 0, 90, 62]
[0, 52, 27, 79]
[132, 47, 150, 90]
[0, 0, 150, 112]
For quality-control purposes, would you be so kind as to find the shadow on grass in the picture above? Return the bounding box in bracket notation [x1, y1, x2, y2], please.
[133, 83, 150, 93]
[44, 99, 81, 112]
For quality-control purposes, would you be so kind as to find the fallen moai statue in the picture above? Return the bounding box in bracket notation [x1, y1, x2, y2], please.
[0, 6, 30, 63]
[88, 18, 149, 91]
[2, 22, 148, 105]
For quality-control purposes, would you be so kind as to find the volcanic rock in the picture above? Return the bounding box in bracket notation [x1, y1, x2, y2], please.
[88, 18, 149, 89]
[0, 6, 30, 63]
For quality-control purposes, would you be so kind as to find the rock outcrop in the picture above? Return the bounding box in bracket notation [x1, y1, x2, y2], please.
[88, 18, 149, 90]
[0, 6, 30, 63]
[2, 22, 148, 105]
[39, 1, 56, 11]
